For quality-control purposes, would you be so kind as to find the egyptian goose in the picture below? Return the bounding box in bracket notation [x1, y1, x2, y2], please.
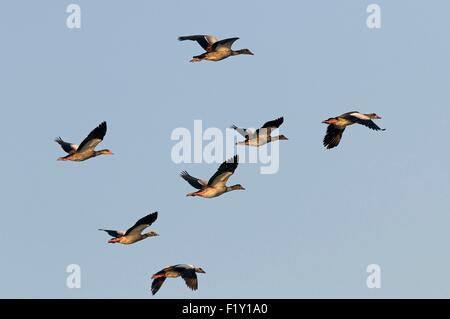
[322, 111, 385, 149]
[232, 117, 288, 146]
[178, 35, 253, 62]
[55, 121, 113, 161]
[151, 264, 206, 295]
[99, 212, 159, 245]
[180, 155, 244, 198]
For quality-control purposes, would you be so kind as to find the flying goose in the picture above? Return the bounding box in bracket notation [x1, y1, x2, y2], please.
[180, 155, 244, 198]
[231, 117, 288, 146]
[151, 264, 206, 295]
[55, 121, 113, 161]
[322, 111, 385, 149]
[178, 35, 253, 62]
[99, 212, 159, 245]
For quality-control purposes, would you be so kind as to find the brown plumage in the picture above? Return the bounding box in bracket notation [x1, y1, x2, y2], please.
[232, 117, 288, 146]
[151, 264, 206, 295]
[180, 155, 244, 198]
[55, 121, 113, 161]
[322, 112, 385, 149]
[178, 35, 253, 62]
[99, 212, 159, 245]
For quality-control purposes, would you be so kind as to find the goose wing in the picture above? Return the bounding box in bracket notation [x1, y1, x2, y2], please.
[77, 121, 107, 152]
[230, 125, 256, 140]
[257, 117, 284, 136]
[353, 118, 384, 131]
[151, 277, 166, 295]
[323, 125, 345, 149]
[208, 155, 239, 187]
[261, 117, 284, 129]
[180, 270, 198, 291]
[178, 35, 218, 51]
[212, 37, 239, 51]
[98, 229, 125, 238]
[55, 137, 78, 154]
[180, 171, 207, 190]
[124, 212, 158, 236]
[344, 112, 385, 131]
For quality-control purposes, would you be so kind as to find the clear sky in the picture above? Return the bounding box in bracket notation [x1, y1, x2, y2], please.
[1, 0, 450, 298]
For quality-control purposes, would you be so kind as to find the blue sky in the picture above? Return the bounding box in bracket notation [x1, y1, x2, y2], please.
[1, 0, 450, 298]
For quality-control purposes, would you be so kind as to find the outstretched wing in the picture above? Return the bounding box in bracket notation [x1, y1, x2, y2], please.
[125, 212, 158, 236]
[180, 171, 207, 190]
[351, 117, 384, 131]
[181, 271, 198, 291]
[55, 137, 78, 154]
[178, 35, 218, 51]
[346, 112, 385, 131]
[212, 37, 239, 51]
[231, 125, 256, 140]
[208, 155, 239, 186]
[151, 277, 166, 295]
[98, 229, 125, 238]
[257, 117, 284, 136]
[323, 125, 345, 149]
[261, 117, 284, 129]
[77, 121, 107, 152]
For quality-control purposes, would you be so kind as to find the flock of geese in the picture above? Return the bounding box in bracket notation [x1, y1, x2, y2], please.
[54, 35, 385, 295]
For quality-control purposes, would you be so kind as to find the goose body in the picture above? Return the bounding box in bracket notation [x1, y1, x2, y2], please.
[99, 212, 159, 245]
[180, 155, 244, 198]
[151, 264, 206, 295]
[232, 117, 288, 147]
[55, 121, 113, 161]
[322, 111, 385, 149]
[178, 35, 253, 62]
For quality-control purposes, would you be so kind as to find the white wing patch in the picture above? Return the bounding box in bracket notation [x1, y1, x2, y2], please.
[210, 171, 233, 187]
[205, 35, 218, 45]
[350, 112, 370, 120]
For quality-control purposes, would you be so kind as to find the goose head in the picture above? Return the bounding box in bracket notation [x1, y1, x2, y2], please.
[144, 231, 159, 238]
[233, 49, 254, 56]
[195, 267, 206, 274]
[367, 113, 382, 119]
[96, 149, 114, 156]
[230, 184, 245, 191]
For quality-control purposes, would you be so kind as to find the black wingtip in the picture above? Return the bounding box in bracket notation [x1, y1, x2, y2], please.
[227, 154, 239, 163]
